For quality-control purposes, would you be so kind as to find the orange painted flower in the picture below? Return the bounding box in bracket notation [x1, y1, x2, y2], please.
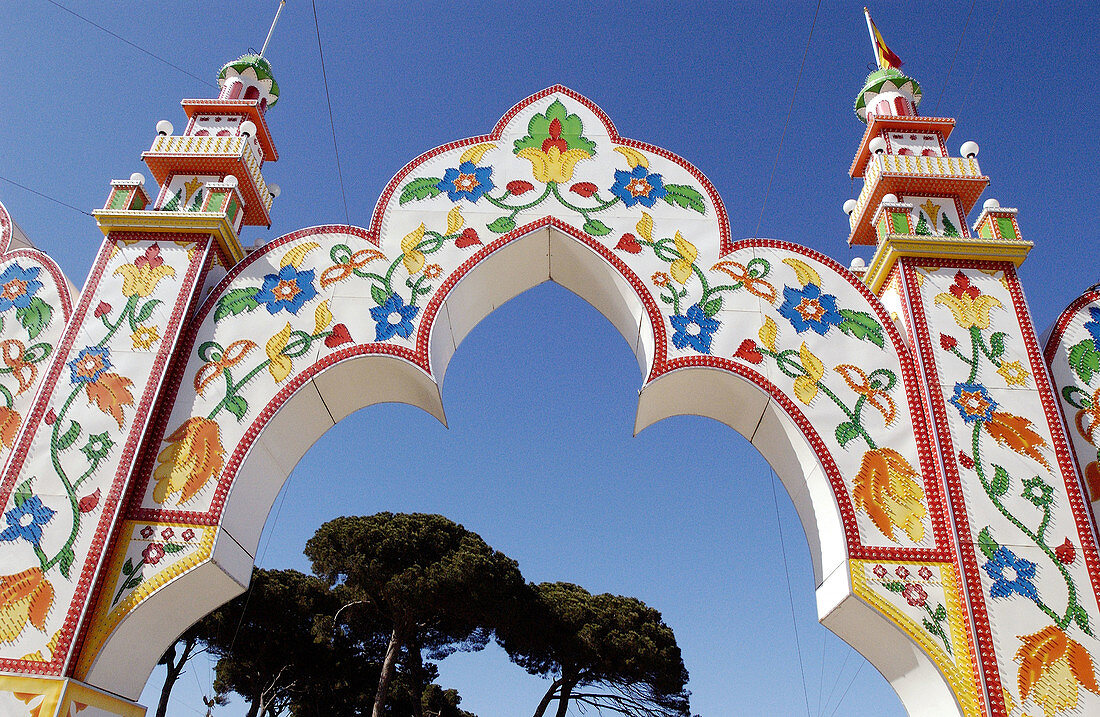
[0, 567, 54, 643]
[933, 271, 1001, 329]
[852, 448, 926, 543]
[0, 405, 20, 449]
[114, 244, 175, 298]
[153, 417, 224, 504]
[1016, 625, 1100, 717]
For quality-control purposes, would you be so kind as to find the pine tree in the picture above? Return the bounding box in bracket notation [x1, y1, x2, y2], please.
[915, 212, 932, 236]
[942, 213, 960, 237]
[187, 190, 204, 212]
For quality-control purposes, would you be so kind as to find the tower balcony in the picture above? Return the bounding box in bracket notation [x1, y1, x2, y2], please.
[848, 153, 988, 246]
[142, 134, 272, 227]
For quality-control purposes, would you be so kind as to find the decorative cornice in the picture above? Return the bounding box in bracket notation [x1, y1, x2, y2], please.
[864, 234, 1033, 293]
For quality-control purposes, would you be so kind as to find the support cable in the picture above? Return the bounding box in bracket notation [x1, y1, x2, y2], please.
[963, 0, 1004, 100]
[754, 0, 822, 239]
[312, 0, 351, 225]
[43, 0, 216, 88]
[771, 471, 812, 717]
[933, 0, 978, 117]
[0, 175, 92, 217]
[826, 662, 865, 717]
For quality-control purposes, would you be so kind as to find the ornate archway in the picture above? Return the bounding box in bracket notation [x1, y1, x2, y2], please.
[0, 57, 1097, 717]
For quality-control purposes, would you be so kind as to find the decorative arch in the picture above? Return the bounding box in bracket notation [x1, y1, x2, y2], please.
[75, 87, 980, 714]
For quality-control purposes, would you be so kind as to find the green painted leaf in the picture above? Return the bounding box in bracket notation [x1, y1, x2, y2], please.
[56, 420, 81, 451]
[837, 309, 885, 348]
[225, 395, 249, 422]
[661, 184, 706, 214]
[835, 421, 861, 448]
[977, 526, 999, 559]
[16, 297, 51, 340]
[991, 464, 1010, 496]
[213, 287, 261, 322]
[882, 580, 904, 593]
[1069, 340, 1100, 385]
[371, 285, 391, 307]
[135, 298, 162, 324]
[582, 219, 611, 236]
[58, 547, 75, 577]
[933, 605, 947, 621]
[164, 543, 185, 554]
[13, 479, 32, 508]
[703, 297, 723, 317]
[922, 617, 936, 634]
[1075, 604, 1090, 632]
[487, 216, 516, 234]
[513, 99, 597, 155]
[989, 332, 1007, 359]
[122, 557, 135, 576]
[399, 178, 443, 204]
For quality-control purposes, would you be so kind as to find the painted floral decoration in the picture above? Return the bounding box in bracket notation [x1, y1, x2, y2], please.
[1015, 626, 1100, 717]
[371, 293, 419, 341]
[0, 567, 53, 643]
[983, 546, 1039, 601]
[255, 265, 318, 315]
[0, 496, 55, 549]
[779, 282, 845, 336]
[610, 165, 667, 207]
[0, 264, 42, 312]
[114, 244, 175, 298]
[437, 161, 494, 202]
[851, 447, 926, 543]
[670, 303, 719, 354]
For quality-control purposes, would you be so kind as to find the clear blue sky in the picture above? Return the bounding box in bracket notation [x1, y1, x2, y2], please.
[2, 2, 1098, 715]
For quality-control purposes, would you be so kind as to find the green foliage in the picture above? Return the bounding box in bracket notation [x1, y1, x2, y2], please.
[1069, 339, 1100, 384]
[213, 287, 261, 322]
[941, 213, 960, 237]
[915, 211, 932, 236]
[399, 178, 443, 205]
[661, 184, 706, 214]
[837, 309, 885, 348]
[163, 188, 183, 212]
[497, 582, 691, 717]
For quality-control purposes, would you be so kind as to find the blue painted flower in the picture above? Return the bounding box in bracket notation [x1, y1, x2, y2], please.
[255, 265, 318, 315]
[1085, 307, 1100, 352]
[68, 346, 111, 385]
[0, 496, 56, 548]
[609, 165, 667, 207]
[437, 161, 494, 202]
[983, 546, 1039, 601]
[0, 264, 42, 312]
[671, 303, 720, 354]
[778, 283, 844, 335]
[950, 382, 997, 424]
[371, 293, 419, 341]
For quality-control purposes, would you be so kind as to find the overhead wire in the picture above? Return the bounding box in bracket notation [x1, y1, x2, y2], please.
[312, 0, 351, 225]
[963, 0, 1004, 100]
[754, 0, 822, 239]
[43, 0, 216, 89]
[0, 175, 92, 217]
[770, 471, 812, 717]
[826, 662, 865, 717]
[933, 0, 978, 116]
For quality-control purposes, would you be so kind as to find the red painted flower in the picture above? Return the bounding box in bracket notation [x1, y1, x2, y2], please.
[958, 451, 975, 469]
[918, 566, 933, 580]
[77, 488, 101, 514]
[733, 339, 764, 365]
[94, 301, 112, 318]
[181, 528, 195, 541]
[142, 543, 166, 566]
[1056, 538, 1076, 564]
[873, 564, 888, 578]
[570, 182, 598, 198]
[140, 525, 155, 539]
[506, 180, 534, 196]
[940, 334, 958, 350]
[902, 583, 928, 607]
[949, 271, 981, 300]
[895, 566, 910, 579]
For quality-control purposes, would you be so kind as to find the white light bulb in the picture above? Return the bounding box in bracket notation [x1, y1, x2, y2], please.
[156, 119, 174, 136]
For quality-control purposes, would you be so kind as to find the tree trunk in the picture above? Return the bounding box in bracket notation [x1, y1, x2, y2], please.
[532, 678, 563, 717]
[244, 698, 260, 717]
[554, 679, 575, 717]
[156, 636, 196, 717]
[373, 626, 404, 717]
[407, 638, 426, 717]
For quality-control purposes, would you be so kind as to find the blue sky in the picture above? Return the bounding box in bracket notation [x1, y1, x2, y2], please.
[1, 2, 1098, 715]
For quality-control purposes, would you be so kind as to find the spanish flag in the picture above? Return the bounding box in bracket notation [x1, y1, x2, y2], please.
[864, 8, 903, 69]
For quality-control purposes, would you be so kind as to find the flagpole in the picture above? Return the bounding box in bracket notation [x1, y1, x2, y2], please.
[260, 0, 287, 59]
[863, 7, 881, 68]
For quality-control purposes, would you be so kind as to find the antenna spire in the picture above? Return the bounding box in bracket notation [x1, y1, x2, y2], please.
[260, 0, 287, 58]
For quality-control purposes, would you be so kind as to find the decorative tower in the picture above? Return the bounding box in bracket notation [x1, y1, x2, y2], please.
[846, 18, 1100, 717]
[0, 54, 279, 715]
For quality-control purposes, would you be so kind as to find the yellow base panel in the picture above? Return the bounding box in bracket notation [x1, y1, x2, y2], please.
[0, 675, 144, 717]
[92, 209, 244, 264]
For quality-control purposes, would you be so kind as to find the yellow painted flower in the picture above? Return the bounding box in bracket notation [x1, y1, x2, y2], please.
[153, 417, 225, 504]
[997, 360, 1030, 387]
[1016, 625, 1100, 717]
[669, 232, 698, 284]
[114, 244, 175, 298]
[852, 448, 926, 543]
[131, 324, 160, 350]
[516, 145, 592, 184]
[933, 271, 1001, 330]
[0, 567, 54, 643]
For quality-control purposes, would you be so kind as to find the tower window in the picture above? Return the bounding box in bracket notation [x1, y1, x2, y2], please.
[227, 82, 243, 100]
[243, 86, 260, 101]
[894, 96, 909, 115]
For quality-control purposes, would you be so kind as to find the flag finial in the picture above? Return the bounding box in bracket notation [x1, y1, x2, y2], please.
[864, 8, 903, 70]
